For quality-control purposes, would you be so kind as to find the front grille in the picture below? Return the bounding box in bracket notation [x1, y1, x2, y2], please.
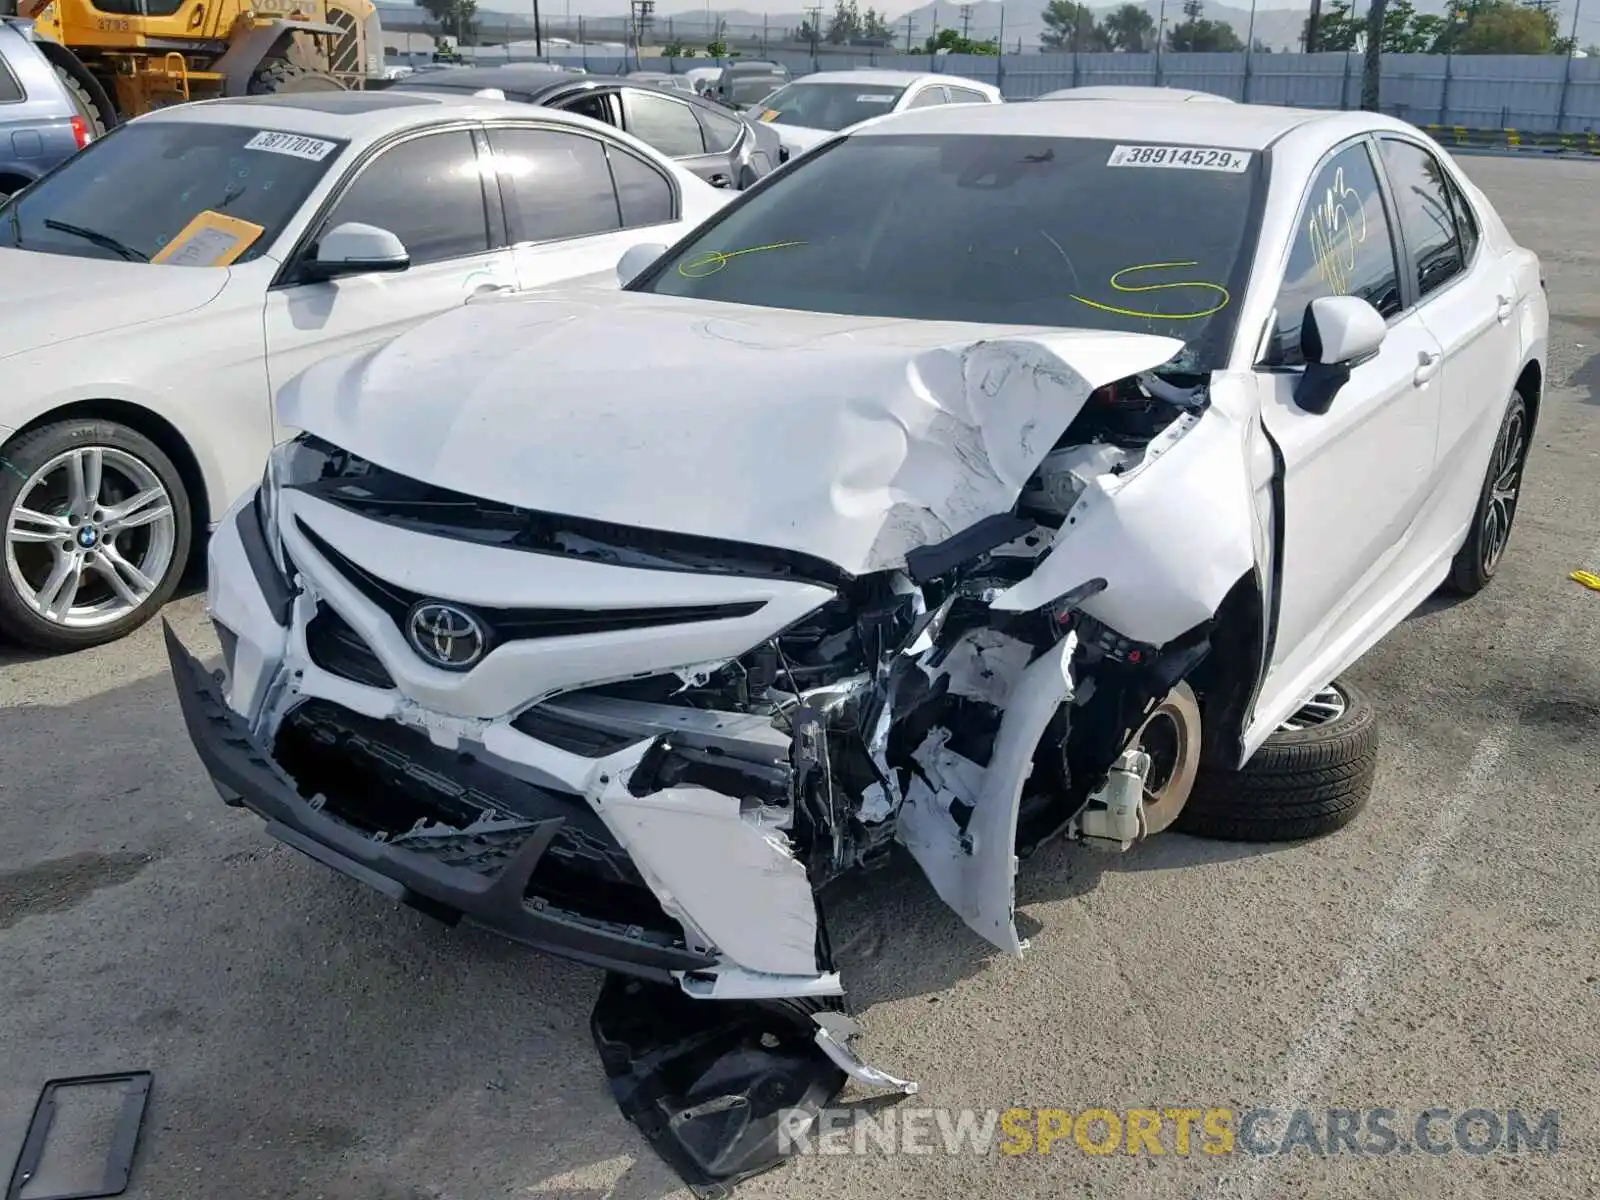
[305, 604, 394, 689]
[274, 700, 680, 934]
[295, 518, 766, 646]
[511, 705, 649, 757]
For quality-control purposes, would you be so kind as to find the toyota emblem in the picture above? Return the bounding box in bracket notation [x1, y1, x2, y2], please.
[406, 601, 487, 670]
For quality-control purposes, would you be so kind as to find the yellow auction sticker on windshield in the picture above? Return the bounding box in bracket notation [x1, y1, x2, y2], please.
[759, 109, 781, 122]
[1106, 144, 1252, 173]
[151, 210, 266, 267]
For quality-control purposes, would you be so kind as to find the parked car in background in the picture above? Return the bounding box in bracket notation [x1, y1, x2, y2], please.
[750, 68, 1002, 158]
[626, 69, 695, 94]
[1036, 85, 1234, 102]
[0, 90, 728, 651]
[712, 59, 790, 107]
[390, 65, 782, 188]
[0, 17, 93, 198]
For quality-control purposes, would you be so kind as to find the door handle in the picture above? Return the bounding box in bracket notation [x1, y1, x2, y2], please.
[708, 173, 732, 189]
[1495, 294, 1514, 324]
[1413, 350, 1442, 386]
[472, 282, 515, 296]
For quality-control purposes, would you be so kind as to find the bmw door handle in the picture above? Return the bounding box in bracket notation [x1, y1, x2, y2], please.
[1495, 294, 1515, 324]
[1413, 350, 1442, 386]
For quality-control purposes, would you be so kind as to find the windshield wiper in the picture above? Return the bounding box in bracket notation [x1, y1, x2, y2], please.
[43, 219, 147, 262]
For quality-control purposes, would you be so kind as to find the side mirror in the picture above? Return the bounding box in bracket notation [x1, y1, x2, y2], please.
[1294, 294, 1386, 415]
[616, 242, 669, 287]
[304, 222, 410, 281]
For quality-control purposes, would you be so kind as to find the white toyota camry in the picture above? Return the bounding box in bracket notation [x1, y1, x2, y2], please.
[167, 100, 1545, 1190]
[0, 90, 727, 651]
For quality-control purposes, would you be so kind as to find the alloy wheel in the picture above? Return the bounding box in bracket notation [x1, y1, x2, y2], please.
[1481, 400, 1526, 576]
[1278, 685, 1348, 733]
[3, 446, 176, 630]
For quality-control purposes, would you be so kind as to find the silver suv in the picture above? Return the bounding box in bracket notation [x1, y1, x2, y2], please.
[0, 18, 93, 198]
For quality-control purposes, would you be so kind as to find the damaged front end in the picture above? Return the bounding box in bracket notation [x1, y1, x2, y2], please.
[174, 322, 1266, 1195]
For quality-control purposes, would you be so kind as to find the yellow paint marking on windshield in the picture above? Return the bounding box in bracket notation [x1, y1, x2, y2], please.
[677, 241, 806, 278]
[1069, 261, 1230, 320]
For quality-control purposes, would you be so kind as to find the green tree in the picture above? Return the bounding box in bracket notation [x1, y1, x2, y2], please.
[924, 27, 1000, 53]
[1040, 0, 1108, 49]
[1102, 2, 1156, 50]
[706, 36, 729, 56]
[862, 5, 894, 40]
[1432, 0, 1565, 53]
[826, 0, 862, 43]
[1167, 1, 1244, 50]
[420, 0, 477, 40]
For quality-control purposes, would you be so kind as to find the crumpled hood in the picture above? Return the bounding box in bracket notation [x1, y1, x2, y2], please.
[0, 248, 229, 361]
[278, 290, 1182, 576]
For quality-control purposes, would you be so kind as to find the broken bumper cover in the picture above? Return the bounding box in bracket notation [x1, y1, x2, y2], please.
[163, 621, 716, 982]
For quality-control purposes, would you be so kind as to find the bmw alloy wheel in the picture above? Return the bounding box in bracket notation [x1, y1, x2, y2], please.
[4, 446, 177, 630]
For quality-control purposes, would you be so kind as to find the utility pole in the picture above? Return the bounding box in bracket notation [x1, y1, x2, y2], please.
[959, 3, 972, 38]
[1306, 0, 1322, 51]
[629, 0, 654, 67]
[806, 2, 822, 58]
[1361, 0, 1384, 108]
[903, 11, 915, 52]
[532, 0, 542, 54]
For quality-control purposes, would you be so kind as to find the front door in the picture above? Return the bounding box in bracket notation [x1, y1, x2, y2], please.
[1251, 137, 1445, 735]
[263, 126, 516, 437]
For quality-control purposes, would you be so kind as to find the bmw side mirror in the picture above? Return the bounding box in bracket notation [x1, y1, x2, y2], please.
[616, 242, 669, 287]
[305, 222, 411, 281]
[1294, 295, 1386, 415]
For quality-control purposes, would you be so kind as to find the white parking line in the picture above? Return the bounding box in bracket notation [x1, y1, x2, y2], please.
[1207, 534, 1599, 1200]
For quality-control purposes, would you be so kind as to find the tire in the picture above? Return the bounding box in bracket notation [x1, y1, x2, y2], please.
[1175, 680, 1379, 842]
[0, 420, 192, 652]
[248, 46, 347, 96]
[52, 64, 111, 137]
[1447, 388, 1529, 597]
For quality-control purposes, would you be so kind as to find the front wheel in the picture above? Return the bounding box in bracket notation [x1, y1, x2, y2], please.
[1175, 679, 1379, 842]
[1448, 388, 1529, 596]
[0, 420, 192, 652]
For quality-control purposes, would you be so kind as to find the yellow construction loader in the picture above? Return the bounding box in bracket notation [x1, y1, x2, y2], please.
[1, 0, 381, 133]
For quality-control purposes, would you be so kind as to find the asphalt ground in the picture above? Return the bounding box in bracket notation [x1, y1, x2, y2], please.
[2, 153, 1598, 1200]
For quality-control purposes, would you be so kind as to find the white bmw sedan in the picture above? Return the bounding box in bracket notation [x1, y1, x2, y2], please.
[0, 89, 727, 651]
[168, 100, 1545, 1190]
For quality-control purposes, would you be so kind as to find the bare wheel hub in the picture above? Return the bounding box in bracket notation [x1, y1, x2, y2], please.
[1133, 680, 1202, 836]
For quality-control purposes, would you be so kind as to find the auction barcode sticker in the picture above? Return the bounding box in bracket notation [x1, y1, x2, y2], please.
[244, 130, 339, 161]
[1106, 144, 1253, 172]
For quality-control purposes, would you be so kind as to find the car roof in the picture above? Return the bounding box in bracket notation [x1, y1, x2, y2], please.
[1036, 85, 1232, 102]
[850, 97, 1402, 151]
[134, 90, 607, 139]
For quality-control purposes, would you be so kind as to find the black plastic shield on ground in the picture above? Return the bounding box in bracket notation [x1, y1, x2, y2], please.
[590, 975, 846, 1198]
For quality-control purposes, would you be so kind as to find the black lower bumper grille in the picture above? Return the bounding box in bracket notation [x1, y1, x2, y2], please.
[273, 700, 679, 934]
[305, 604, 394, 689]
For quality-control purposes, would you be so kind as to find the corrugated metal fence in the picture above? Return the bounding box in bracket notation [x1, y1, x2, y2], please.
[446, 46, 1600, 135]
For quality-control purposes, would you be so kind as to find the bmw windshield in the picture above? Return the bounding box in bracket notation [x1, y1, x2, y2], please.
[634, 133, 1265, 371]
[0, 121, 344, 264]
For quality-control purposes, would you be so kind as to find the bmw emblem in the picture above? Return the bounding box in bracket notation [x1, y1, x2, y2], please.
[77, 526, 98, 549]
[406, 601, 487, 670]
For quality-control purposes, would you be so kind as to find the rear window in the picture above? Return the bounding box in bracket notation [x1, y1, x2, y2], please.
[755, 81, 906, 131]
[0, 120, 345, 264]
[637, 134, 1264, 371]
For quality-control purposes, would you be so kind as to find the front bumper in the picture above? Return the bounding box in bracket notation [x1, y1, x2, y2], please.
[163, 622, 716, 982]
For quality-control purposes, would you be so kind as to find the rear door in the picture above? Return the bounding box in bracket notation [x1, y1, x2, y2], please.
[484, 121, 685, 290]
[263, 125, 516, 423]
[618, 86, 732, 187]
[1375, 136, 1521, 531]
